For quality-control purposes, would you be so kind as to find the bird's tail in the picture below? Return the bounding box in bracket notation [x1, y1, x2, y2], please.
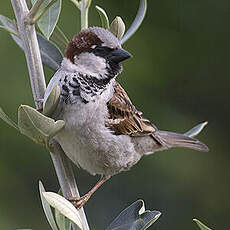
[153, 130, 209, 152]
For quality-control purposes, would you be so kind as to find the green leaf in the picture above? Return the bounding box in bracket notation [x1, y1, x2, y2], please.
[43, 85, 60, 116]
[55, 190, 72, 230]
[0, 15, 63, 71]
[109, 16, 125, 40]
[106, 200, 161, 230]
[193, 219, 213, 230]
[31, 0, 62, 39]
[51, 25, 69, 48]
[95, 5, 109, 29]
[55, 205, 72, 230]
[39, 181, 59, 230]
[184, 121, 208, 138]
[43, 192, 83, 230]
[37, 33, 63, 70]
[0, 107, 19, 130]
[18, 105, 65, 147]
[121, 0, 147, 44]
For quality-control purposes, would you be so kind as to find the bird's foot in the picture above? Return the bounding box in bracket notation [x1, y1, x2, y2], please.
[68, 194, 91, 210]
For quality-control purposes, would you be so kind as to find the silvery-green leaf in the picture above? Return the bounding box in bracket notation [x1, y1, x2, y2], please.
[55, 205, 72, 230]
[95, 5, 109, 29]
[193, 219, 213, 230]
[0, 15, 63, 71]
[106, 200, 161, 230]
[51, 25, 69, 48]
[109, 16, 125, 40]
[18, 105, 65, 147]
[31, 0, 62, 39]
[39, 181, 59, 230]
[43, 192, 83, 230]
[43, 85, 60, 116]
[184, 121, 208, 137]
[121, 0, 147, 44]
[0, 107, 19, 130]
[37, 33, 63, 70]
[55, 189, 72, 230]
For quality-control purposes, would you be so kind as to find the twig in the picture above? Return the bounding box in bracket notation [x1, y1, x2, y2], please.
[26, 0, 44, 24]
[70, 0, 81, 9]
[81, 0, 91, 30]
[11, 0, 90, 229]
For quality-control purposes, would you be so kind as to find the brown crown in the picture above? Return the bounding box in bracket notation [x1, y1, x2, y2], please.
[65, 30, 103, 63]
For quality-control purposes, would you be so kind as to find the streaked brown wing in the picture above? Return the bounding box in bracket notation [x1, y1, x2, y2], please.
[106, 81, 157, 136]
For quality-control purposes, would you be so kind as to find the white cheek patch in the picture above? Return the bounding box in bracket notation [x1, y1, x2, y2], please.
[91, 45, 97, 49]
[73, 53, 108, 78]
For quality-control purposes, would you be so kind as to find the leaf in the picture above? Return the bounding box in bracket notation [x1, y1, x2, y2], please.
[109, 16, 125, 40]
[36, 33, 63, 70]
[95, 5, 110, 29]
[193, 219, 213, 230]
[0, 15, 63, 71]
[54, 189, 72, 230]
[31, 0, 62, 39]
[121, 0, 147, 44]
[51, 25, 69, 48]
[184, 121, 208, 138]
[55, 205, 72, 230]
[0, 107, 19, 130]
[43, 192, 83, 230]
[106, 200, 161, 230]
[18, 105, 65, 147]
[43, 85, 60, 116]
[39, 181, 59, 230]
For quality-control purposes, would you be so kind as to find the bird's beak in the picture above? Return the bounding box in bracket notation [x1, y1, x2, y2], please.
[108, 48, 132, 63]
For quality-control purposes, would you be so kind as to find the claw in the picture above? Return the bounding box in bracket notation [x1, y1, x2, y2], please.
[68, 194, 90, 209]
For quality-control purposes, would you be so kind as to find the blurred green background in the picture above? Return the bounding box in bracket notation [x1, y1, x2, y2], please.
[0, 0, 229, 229]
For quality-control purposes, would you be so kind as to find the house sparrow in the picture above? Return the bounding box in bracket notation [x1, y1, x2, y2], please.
[44, 27, 208, 209]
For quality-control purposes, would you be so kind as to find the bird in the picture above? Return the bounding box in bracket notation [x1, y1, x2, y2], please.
[43, 26, 209, 209]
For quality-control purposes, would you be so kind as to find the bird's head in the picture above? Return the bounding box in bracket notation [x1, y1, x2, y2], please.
[64, 27, 132, 79]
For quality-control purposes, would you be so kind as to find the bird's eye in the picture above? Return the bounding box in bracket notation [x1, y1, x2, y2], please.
[92, 46, 113, 57]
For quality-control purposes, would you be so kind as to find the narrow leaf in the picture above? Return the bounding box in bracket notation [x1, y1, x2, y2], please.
[0, 107, 19, 130]
[18, 105, 65, 146]
[31, 0, 62, 39]
[43, 85, 60, 116]
[193, 219, 213, 230]
[0, 15, 63, 71]
[51, 25, 69, 48]
[106, 200, 161, 230]
[55, 189, 72, 230]
[109, 16, 125, 40]
[37, 33, 63, 70]
[121, 0, 147, 44]
[184, 121, 208, 137]
[55, 207, 66, 230]
[39, 181, 59, 230]
[43, 192, 83, 230]
[55, 206, 72, 230]
[95, 5, 110, 29]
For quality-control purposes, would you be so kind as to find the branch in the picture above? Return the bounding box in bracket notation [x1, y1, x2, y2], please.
[26, 0, 44, 24]
[11, 1, 89, 229]
[81, 0, 91, 30]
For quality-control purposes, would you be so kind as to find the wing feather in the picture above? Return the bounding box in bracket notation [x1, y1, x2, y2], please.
[106, 82, 157, 136]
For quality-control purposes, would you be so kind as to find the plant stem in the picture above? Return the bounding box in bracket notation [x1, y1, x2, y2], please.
[81, 0, 91, 30]
[26, 0, 44, 24]
[70, 0, 81, 9]
[11, 1, 90, 229]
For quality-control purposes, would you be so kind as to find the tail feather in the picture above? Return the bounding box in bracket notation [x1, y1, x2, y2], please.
[153, 130, 209, 152]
